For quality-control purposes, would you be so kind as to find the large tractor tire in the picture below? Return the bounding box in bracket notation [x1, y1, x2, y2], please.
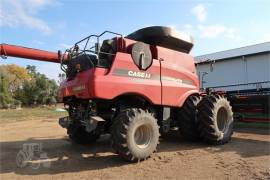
[177, 95, 201, 141]
[111, 108, 160, 162]
[67, 124, 100, 144]
[197, 94, 234, 145]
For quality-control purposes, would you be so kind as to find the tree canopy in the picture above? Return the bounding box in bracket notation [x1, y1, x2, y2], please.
[0, 64, 58, 108]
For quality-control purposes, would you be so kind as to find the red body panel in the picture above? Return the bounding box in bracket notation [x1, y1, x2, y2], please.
[157, 46, 199, 106]
[58, 38, 199, 107]
[58, 69, 95, 100]
[93, 52, 161, 104]
[58, 52, 162, 104]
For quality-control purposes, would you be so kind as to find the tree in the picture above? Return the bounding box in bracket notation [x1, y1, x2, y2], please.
[0, 75, 13, 108]
[26, 65, 37, 77]
[16, 66, 58, 106]
[0, 64, 59, 108]
[0, 64, 30, 93]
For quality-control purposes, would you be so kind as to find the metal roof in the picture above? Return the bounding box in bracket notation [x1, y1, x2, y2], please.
[195, 41, 270, 64]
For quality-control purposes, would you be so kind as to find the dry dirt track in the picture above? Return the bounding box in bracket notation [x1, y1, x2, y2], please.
[0, 118, 270, 180]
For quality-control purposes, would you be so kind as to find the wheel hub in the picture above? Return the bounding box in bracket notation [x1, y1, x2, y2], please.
[134, 124, 152, 149]
[217, 107, 228, 132]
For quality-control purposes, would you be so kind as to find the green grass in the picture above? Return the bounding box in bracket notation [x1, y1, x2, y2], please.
[0, 107, 68, 123]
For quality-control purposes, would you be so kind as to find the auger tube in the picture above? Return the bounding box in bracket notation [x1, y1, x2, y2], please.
[0, 44, 65, 63]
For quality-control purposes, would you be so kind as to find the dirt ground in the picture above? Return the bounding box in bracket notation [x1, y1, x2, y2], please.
[0, 118, 269, 180]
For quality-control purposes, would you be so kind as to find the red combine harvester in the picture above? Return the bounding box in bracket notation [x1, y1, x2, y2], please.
[1, 26, 234, 162]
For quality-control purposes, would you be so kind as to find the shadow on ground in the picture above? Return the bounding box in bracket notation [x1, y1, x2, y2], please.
[0, 130, 269, 175]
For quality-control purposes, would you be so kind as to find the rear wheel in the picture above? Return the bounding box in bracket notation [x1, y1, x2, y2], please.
[67, 124, 100, 144]
[197, 94, 233, 145]
[111, 108, 160, 162]
[177, 95, 201, 141]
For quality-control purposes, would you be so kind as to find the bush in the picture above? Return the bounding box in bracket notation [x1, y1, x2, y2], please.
[14, 100, 22, 109]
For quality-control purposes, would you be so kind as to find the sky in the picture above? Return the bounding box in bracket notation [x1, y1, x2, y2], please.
[1, 0, 270, 81]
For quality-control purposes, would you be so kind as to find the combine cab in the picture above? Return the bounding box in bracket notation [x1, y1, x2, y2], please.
[1, 26, 234, 162]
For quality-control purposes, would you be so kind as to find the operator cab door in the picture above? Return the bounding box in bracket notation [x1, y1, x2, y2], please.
[159, 47, 198, 107]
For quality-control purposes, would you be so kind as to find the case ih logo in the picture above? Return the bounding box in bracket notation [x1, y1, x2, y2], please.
[128, 70, 151, 79]
[113, 69, 154, 79]
[112, 68, 192, 85]
[72, 85, 86, 92]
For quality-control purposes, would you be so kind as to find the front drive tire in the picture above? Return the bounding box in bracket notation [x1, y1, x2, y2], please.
[177, 95, 201, 141]
[197, 94, 234, 145]
[111, 108, 160, 162]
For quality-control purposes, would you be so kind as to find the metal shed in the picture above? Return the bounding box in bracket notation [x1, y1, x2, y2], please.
[195, 42, 270, 92]
[195, 42, 270, 122]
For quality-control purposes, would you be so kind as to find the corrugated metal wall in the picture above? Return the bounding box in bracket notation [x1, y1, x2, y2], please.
[196, 52, 270, 91]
